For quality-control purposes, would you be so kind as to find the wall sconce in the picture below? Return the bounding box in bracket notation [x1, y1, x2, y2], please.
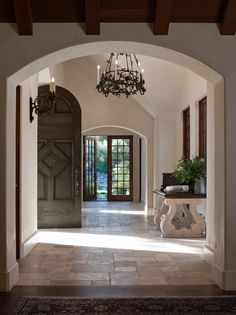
[29, 78, 56, 123]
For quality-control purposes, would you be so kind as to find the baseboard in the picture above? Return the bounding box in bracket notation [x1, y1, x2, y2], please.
[0, 262, 19, 292]
[212, 264, 236, 290]
[21, 230, 38, 258]
[204, 245, 214, 264]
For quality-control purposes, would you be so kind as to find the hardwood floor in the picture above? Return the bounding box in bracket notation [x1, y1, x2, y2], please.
[0, 284, 232, 315]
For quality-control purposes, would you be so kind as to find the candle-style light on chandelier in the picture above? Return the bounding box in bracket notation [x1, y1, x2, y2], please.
[96, 53, 146, 97]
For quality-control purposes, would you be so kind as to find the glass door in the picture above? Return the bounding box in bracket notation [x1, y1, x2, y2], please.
[108, 136, 133, 201]
[83, 136, 97, 201]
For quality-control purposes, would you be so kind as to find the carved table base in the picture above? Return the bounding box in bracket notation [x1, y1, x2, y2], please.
[154, 194, 206, 237]
[154, 195, 169, 230]
[159, 198, 206, 238]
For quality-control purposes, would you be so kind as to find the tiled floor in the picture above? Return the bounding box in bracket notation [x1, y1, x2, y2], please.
[17, 202, 213, 286]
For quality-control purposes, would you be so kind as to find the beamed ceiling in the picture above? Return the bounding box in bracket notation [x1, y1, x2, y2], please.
[1, 0, 235, 36]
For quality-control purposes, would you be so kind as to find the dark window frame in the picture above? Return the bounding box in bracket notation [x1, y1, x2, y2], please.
[183, 107, 190, 159]
[199, 97, 207, 171]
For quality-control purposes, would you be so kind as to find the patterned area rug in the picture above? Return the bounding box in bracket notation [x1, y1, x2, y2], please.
[13, 296, 236, 314]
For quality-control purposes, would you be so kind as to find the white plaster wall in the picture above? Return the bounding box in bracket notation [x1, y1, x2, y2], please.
[20, 76, 38, 255]
[207, 80, 225, 286]
[156, 112, 179, 186]
[84, 127, 141, 202]
[38, 68, 50, 85]
[141, 138, 147, 202]
[0, 77, 7, 289]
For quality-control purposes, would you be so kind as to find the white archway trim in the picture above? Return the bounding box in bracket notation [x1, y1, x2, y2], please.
[2, 41, 226, 291]
[83, 124, 147, 140]
[8, 41, 222, 86]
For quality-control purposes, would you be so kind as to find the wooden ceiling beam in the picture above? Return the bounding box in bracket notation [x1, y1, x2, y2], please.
[154, 0, 173, 35]
[220, 0, 236, 35]
[12, 0, 33, 35]
[85, 0, 100, 35]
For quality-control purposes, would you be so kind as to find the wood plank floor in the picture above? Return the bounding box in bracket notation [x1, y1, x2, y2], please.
[0, 284, 234, 315]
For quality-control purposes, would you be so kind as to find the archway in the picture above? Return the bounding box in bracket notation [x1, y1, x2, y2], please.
[3, 41, 224, 291]
[83, 125, 148, 210]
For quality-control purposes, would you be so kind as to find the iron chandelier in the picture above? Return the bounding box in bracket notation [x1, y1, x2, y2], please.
[96, 53, 146, 97]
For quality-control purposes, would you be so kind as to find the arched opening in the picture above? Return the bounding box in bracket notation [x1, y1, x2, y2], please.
[3, 41, 224, 290]
[83, 125, 148, 210]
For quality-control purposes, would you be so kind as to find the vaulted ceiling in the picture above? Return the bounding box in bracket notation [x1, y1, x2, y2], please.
[38, 54, 206, 118]
[1, 0, 235, 36]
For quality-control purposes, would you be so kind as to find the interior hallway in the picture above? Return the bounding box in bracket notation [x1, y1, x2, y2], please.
[17, 202, 212, 287]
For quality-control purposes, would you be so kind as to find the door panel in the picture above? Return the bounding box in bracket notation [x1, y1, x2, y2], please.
[83, 136, 97, 201]
[108, 136, 133, 201]
[38, 85, 81, 228]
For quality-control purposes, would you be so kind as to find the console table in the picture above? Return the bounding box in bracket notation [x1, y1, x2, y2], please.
[153, 190, 206, 238]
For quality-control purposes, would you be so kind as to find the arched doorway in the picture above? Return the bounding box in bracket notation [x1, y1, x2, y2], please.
[37, 85, 82, 228]
[83, 126, 148, 210]
[2, 42, 225, 290]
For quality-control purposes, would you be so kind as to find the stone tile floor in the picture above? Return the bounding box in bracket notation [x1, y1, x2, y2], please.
[17, 202, 213, 286]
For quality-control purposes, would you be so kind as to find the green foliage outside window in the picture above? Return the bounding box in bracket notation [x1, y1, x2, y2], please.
[96, 136, 131, 196]
[97, 136, 108, 175]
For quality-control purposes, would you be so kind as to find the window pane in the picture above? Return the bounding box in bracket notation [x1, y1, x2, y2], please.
[118, 139, 124, 145]
[112, 174, 117, 181]
[124, 161, 130, 168]
[118, 175, 124, 181]
[124, 152, 129, 160]
[117, 146, 123, 153]
[124, 182, 130, 188]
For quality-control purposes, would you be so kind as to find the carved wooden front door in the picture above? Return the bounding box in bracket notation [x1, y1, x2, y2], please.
[38, 85, 81, 228]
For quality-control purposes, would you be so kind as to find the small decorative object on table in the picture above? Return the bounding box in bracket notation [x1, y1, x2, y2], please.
[164, 185, 189, 193]
[172, 156, 205, 193]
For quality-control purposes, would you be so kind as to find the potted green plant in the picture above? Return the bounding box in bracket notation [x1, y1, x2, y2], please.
[172, 156, 205, 193]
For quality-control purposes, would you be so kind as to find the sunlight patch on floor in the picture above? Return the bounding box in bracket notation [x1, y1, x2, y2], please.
[98, 210, 146, 215]
[30, 230, 205, 255]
